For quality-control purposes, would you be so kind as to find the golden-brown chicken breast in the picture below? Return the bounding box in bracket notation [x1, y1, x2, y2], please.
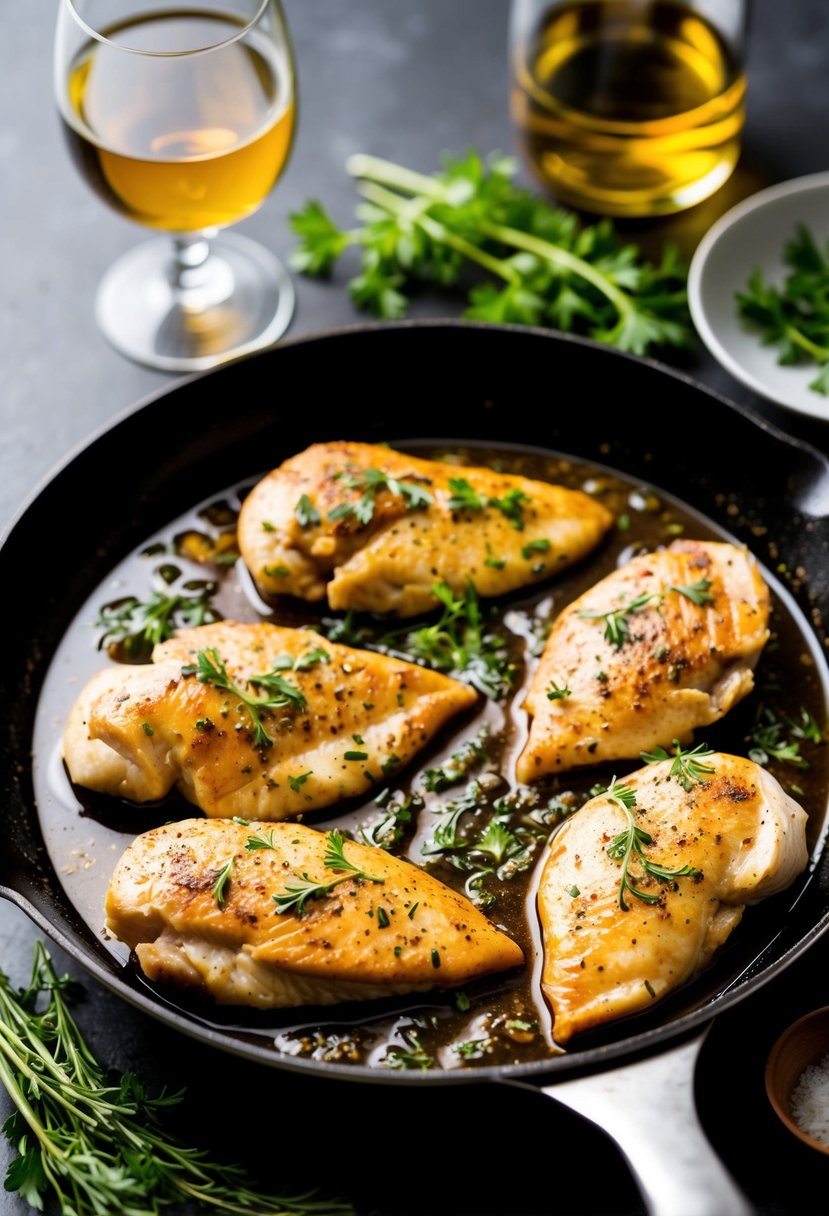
[516, 540, 770, 783]
[237, 441, 613, 616]
[63, 621, 475, 819]
[106, 818, 524, 1007]
[538, 753, 808, 1043]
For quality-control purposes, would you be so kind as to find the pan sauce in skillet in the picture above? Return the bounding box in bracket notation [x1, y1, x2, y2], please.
[32, 442, 829, 1071]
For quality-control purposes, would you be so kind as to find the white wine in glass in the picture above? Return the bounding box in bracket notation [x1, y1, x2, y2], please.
[54, 0, 297, 371]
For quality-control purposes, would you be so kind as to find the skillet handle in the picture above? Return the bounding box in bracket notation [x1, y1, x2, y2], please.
[539, 1029, 752, 1216]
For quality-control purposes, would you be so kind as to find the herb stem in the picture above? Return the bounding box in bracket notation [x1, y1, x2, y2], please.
[346, 153, 445, 199]
[480, 218, 633, 324]
[355, 180, 519, 284]
[350, 158, 633, 321]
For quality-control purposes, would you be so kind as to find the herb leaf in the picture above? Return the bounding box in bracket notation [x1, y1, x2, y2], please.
[602, 778, 700, 910]
[737, 224, 829, 396]
[291, 151, 691, 355]
[212, 856, 234, 908]
[640, 739, 716, 791]
[328, 465, 434, 525]
[0, 942, 351, 1215]
[295, 493, 321, 527]
[181, 648, 306, 748]
[97, 584, 218, 660]
[272, 831, 385, 917]
[383, 579, 515, 699]
[447, 477, 485, 511]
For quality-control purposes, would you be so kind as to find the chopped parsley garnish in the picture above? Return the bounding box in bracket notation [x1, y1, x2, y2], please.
[344, 750, 369, 761]
[328, 465, 434, 525]
[546, 679, 571, 701]
[488, 487, 530, 530]
[288, 771, 313, 792]
[447, 477, 485, 511]
[141, 722, 154, 736]
[521, 538, 550, 559]
[294, 494, 321, 527]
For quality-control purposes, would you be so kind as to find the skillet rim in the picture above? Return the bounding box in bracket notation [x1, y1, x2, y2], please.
[3, 317, 829, 1086]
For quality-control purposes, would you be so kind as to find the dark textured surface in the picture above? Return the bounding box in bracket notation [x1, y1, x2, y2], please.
[2, 2, 829, 1213]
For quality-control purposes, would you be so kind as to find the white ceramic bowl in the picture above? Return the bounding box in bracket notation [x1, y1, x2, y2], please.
[688, 171, 829, 422]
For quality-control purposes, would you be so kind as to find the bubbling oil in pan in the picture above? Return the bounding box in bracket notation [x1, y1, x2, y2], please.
[32, 443, 829, 1072]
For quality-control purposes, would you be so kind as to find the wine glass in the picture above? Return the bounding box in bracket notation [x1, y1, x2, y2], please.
[54, 0, 296, 372]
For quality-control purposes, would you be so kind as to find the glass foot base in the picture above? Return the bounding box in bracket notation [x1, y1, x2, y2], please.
[95, 231, 295, 373]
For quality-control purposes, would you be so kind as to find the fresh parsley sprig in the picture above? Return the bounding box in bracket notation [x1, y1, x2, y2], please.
[641, 739, 716, 791]
[579, 579, 714, 649]
[602, 778, 700, 910]
[272, 831, 385, 916]
[97, 584, 219, 661]
[0, 943, 352, 1216]
[181, 648, 306, 747]
[290, 150, 691, 355]
[737, 224, 829, 396]
[383, 579, 515, 699]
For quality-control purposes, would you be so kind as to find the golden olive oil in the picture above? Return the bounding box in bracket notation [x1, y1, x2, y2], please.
[60, 10, 294, 232]
[511, 0, 745, 215]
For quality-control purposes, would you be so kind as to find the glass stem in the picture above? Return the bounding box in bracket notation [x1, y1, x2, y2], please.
[168, 233, 233, 311]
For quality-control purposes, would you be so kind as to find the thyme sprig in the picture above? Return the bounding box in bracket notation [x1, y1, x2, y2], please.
[181, 648, 306, 747]
[578, 579, 714, 650]
[602, 778, 700, 910]
[749, 705, 810, 770]
[641, 739, 716, 791]
[272, 831, 385, 917]
[211, 856, 234, 908]
[0, 943, 352, 1216]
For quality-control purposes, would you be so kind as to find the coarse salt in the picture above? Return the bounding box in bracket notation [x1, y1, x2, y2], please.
[790, 1052, 829, 1145]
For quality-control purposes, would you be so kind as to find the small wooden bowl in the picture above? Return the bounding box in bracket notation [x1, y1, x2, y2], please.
[766, 1006, 829, 1155]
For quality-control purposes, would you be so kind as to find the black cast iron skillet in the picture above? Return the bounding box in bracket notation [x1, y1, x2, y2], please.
[3, 321, 829, 1215]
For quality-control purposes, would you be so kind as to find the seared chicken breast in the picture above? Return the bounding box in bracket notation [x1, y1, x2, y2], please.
[517, 540, 769, 783]
[538, 754, 808, 1043]
[64, 621, 475, 819]
[237, 441, 613, 616]
[106, 819, 524, 1007]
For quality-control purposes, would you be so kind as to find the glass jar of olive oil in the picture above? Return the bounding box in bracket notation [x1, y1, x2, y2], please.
[510, 0, 747, 216]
